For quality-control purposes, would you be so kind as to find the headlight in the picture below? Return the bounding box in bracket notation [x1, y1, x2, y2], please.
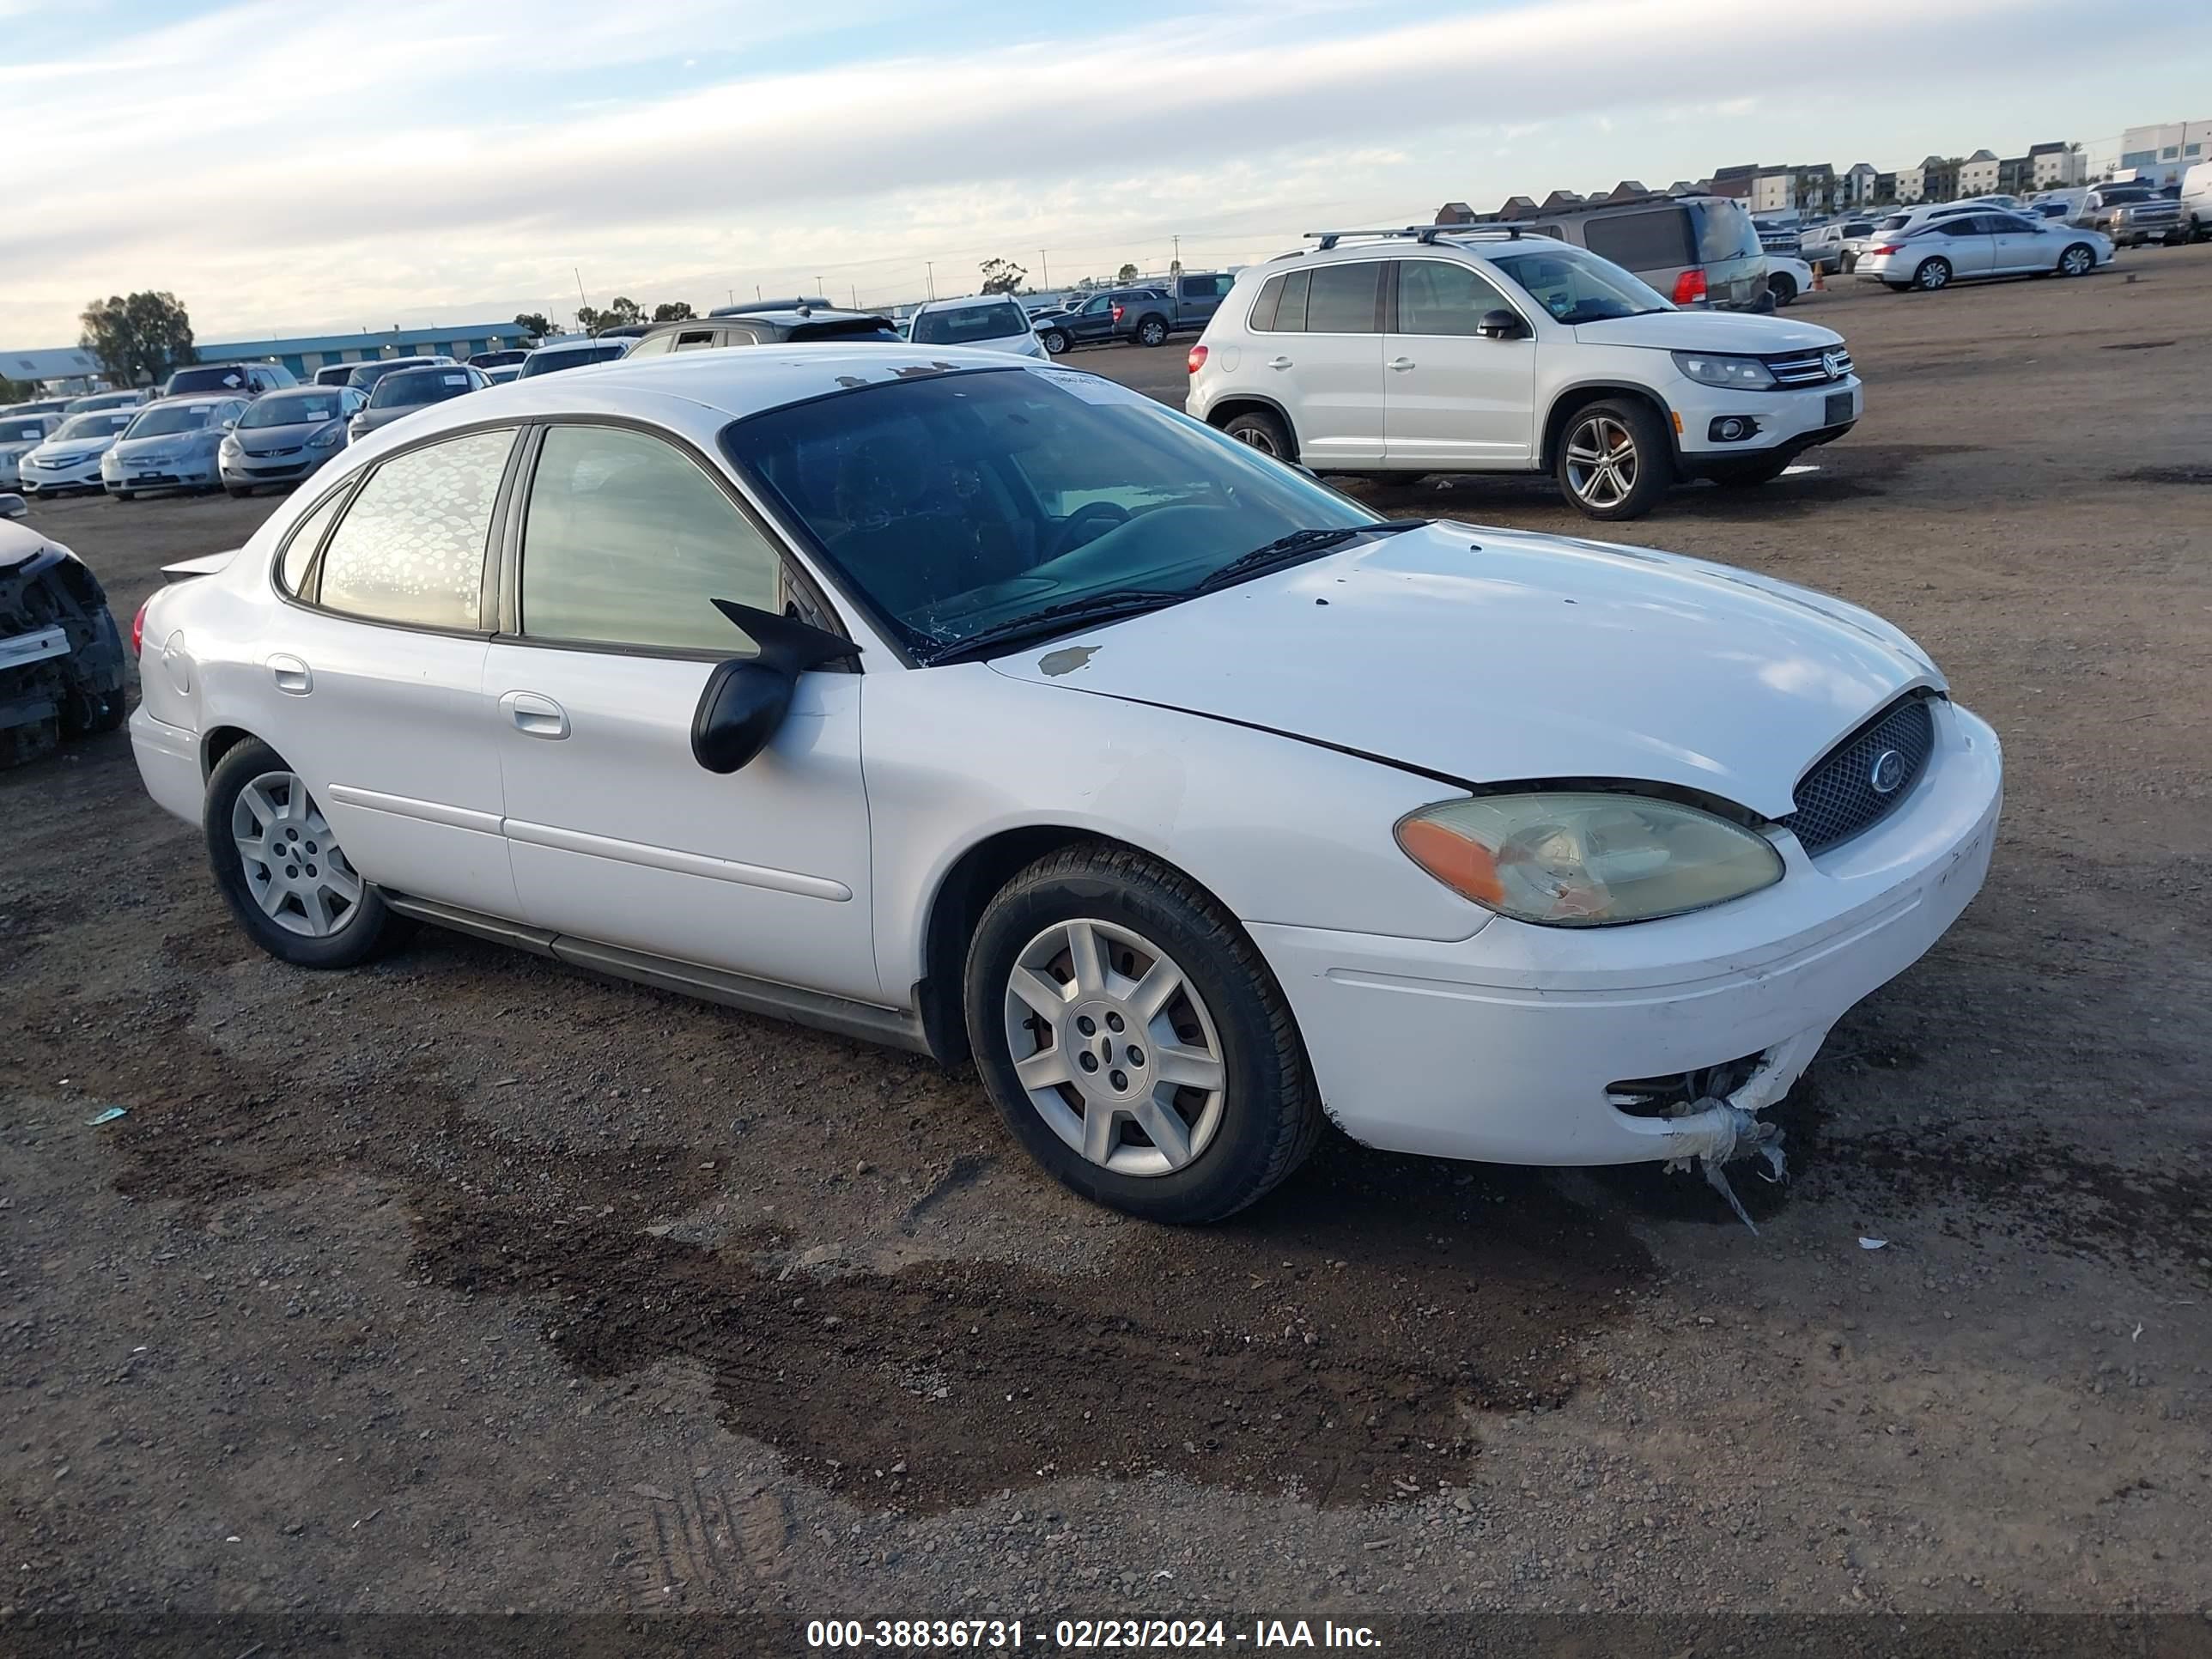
[1671, 351, 1777, 391]
[1395, 792, 1784, 927]
[220, 435, 241, 455]
[309, 426, 343, 447]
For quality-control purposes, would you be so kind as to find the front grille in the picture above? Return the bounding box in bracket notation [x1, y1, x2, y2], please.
[1764, 344, 1853, 386]
[246, 445, 303, 459]
[1781, 694, 1936, 854]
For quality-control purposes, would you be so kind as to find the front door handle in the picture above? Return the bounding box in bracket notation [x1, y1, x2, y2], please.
[1266, 356, 1292, 370]
[1388, 356, 1416, 372]
[501, 690, 568, 739]
[269, 654, 312, 695]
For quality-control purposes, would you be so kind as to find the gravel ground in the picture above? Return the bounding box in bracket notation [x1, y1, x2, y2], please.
[3, 247, 2209, 1655]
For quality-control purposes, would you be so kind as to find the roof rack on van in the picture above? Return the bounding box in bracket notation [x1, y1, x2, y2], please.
[1305, 226, 1531, 251]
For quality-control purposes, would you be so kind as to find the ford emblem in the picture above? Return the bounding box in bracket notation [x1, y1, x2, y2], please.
[1869, 749, 1906, 795]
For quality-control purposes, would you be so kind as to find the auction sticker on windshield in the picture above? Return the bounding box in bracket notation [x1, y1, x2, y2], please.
[1033, 368, 1146, 406]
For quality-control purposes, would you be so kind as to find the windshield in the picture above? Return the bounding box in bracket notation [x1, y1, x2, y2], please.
[2101, 187, 2153, 203]
[369, 368, 476, 407]
[1489, 246, 1671, 323]
[909, 301, 1032, 345]
[55, 412, 131, 440]
[518, 343, 627, 378]
[725, 368, 1375, 653]
[241, 392, 343, 428]
[1, 421, 45, 443]
[126, 403, 219, 437]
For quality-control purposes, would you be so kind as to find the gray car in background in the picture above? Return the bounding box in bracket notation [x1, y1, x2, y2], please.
[516, 338, 631, 378]
[219, 385, 366, 495]
[1443, 193, 1769, 310]
[344, 354, 457, 395]
[346, 363, 488, 441]
[100, 395, 247, 498]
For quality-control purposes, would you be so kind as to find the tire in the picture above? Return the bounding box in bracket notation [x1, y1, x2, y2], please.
[1841, 252, 1858, 273]
[963, 842, 1322, 1224]
[1768, 272, 1798, 307]
[204, 738, 392, 969]
[1705, 453, 1794, 489]
[1555, 398, 1671, 520]
[1220, 408, 1293, 461]
[2057, 242, 2096, 277]
[225, 485, 251, 499]
[1912, 258, 1952, 291]
[1041, 329, 1069, 356]
[116, 490, 135, 501]
[1135, 316, 1168, 347]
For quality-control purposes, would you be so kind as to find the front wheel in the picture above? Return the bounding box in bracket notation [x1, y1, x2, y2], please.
[1040, 329, 1070, 355]
[965, 844, 1322, 1224]
[205, 738, 393, 969]
[2057, 243, 2096, 277]
[1768, 272, 1798, 307]
[1135, 317, 1168, 347]
[1556, 398, 1671, 520]
[1912, 258, 1953, 291]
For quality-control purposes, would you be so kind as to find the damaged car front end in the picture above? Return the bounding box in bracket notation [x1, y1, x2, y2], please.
[0, 520, 129, 768]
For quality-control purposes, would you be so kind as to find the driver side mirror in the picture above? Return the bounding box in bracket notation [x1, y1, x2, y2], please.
[691, 601, 858, 774]
[1474, 309, 1528, 340]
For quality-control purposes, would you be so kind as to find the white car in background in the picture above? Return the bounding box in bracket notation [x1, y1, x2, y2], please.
[904, 296, 1048, 358]
[1764, 253, 1816, 307]
[0, 412, 58, 489]
[127, 345, 1997, 1225]
[1856, 209, 2112, 291]
[17, 408, 141, 494]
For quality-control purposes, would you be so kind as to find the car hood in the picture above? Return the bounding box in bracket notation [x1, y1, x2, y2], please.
[1571, 309, 1843, 352]
[30, 434, 121, 461]
[985, 523, 1940, 818]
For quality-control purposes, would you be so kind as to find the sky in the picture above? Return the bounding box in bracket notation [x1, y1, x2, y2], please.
[4, 0, 2209, 347]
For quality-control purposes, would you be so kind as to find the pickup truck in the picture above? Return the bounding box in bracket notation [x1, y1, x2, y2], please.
[2076, 183, 2186, 246]
[1032, 288, 1168, 355]
[1109, 271, 1237, 346]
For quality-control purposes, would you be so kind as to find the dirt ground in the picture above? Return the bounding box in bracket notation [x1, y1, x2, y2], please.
[3, 249, 2209, 1655]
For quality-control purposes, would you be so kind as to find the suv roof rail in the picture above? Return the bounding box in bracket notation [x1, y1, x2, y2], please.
[1305, 225, 1536, 251]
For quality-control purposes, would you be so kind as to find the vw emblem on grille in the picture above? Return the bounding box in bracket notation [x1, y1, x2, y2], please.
[1869, 749, 1906, 795]
[1822, 349, 1844, 380]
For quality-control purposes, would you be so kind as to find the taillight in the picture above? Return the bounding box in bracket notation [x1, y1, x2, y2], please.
[1187, 344, 1208, 374]
[1671, 267, 1709, 305]
[131, 598, 149, 657]
[1110, 304, 1125, 323]
[1866, 243, 1900, 256]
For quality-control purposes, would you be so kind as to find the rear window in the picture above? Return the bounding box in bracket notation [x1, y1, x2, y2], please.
[909, 301, 1031, 345]
[1, 420, 45, 443]
[167, 365, 257, 395]
[1685, 200, 1761, 264]
[786, 319, 901, 343]
[517, 343, 628, 379]
[1582, 208, 1695, 270]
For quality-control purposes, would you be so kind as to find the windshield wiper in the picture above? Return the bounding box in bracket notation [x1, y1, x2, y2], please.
[1196, 519, 1431, 593]
[922, 588, 1194, 665]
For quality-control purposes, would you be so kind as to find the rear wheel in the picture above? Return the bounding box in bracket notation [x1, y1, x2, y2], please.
[1221, 409, 1293, 461]
[1768, 271, 1798, 307]
[1135, 316, 1168, 347]
[1912, 257, 1953, 291]
[204, 738, 392, 969]
[964, 843, 1321, 1224]
[1556, 398, 1671, 520]
[2057, 243, 2096, 277]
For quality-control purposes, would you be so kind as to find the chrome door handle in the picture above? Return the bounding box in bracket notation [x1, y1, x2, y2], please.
[501, 690, 568, 739]
[1266, 356, 1292, 370]
[1388, 356, 1415, 372]
[269, 654, 312, 695]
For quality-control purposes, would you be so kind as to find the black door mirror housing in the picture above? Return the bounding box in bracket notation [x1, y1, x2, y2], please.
[1475, 309, 1528, 340]
[690, 600, 857, 774]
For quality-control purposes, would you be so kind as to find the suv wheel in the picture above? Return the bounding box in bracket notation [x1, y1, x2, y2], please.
[205, 738, 392, 969]
[1040, 328, 1070, 355]
[1556, 399, 1670, 520]
[1222, 409, 1293, 461]
[1135, 317, 1169, 348]
[964, 843, 1321, 1224]
[1912, 257, 1953, 291]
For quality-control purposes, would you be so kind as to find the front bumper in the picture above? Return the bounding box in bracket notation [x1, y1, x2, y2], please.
[20, 459, 105, 493]
[1249, 701, 2002, 1168]
[105, 459, 217, 494]
[128, 706, 204, 825]
[221, 448, 331, 487]
[1672, 374, 1863, 459]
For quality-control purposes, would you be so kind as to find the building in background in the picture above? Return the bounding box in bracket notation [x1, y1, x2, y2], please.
[191, 322, 538, 381]
[0, 345, 105, 394]
[2029, 141, 2085, 189]
[1894, 155, 1960, 204]
[2080, 118, 2210, 185]
[1840, 162, 1879, 206]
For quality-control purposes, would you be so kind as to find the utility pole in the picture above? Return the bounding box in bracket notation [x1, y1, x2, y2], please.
[1039, 249, 1048, 288]
[574, 268, 587, 310]
[727, 288, 735, 306]
[926, 260, 934, 299]
[850, 284, 859, 308]
[1172, 234, 1181, 271]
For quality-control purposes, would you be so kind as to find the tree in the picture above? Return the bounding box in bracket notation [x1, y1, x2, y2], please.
[513, 312, 553, 339]
[1115, 263, 1139, 283]
[978, 258, 1026, 295]
[601, 295, 645, 326]
[79, 291, 196, 387]
[0, 373, 32, 404]
[574, 305, 600, 333]
[652, 301, 696, 323]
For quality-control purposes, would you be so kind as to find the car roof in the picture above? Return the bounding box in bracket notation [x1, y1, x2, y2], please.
[639, 307, 889, 334]
[908, 295, 1028, 313]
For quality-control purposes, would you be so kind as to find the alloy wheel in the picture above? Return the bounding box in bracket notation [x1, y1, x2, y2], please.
[1917, 259, 1950, 290]
[1001, 917, 1226, 1177]
[1564, 414, 1638, 511]
[230, 770, 362, 938]
[2061, 246, 2093, 276]
[1231, 425, 1279, 457]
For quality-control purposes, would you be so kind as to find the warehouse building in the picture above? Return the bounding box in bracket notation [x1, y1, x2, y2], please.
[191, 321, 536, 380]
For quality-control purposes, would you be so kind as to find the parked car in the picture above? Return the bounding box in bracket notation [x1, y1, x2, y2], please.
[16, 409, 140, 495]
[905, 296, 1048, 358]
[622, 308, 900, 358]
[1105, 271, 1240, 346]
[0, 413, 58, 489]
[2185, 160, 2212, 239]
[125, 343, 1999, 1223]
[1033, 289, 1169, 355]
[313, 363, 364, 388]
[1764, 254, 1815, 307]
[63, 388, 148, 416]
[347, 363, 488, 441]
[1799, 218, 1878, 273]
[1, 518, 128, 769]
[345, 355, 457, 394]
[1479, 195, 1770, 311]
[1188, 227, 1861, 519]
[162, 362, 295, 398]
[220, 386, 366, 496]
[100, 395, 247, 498]
[468, 349, 531, 370]
[1855, 210, 2112, 291]
[1, 397, 73, 420]
[516, 338, 631, 379]
[707, 297, 833, 317]
[2079, 182, 2187, 246]
[483, 364, 525, 386]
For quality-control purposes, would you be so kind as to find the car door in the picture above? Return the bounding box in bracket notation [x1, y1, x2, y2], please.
[483, 421, 878, 1000]
[1251, 261, 1386, 465]
[1985, 212, 2051, 272]
[1382, 258, 1537, 466]
[1927, 216, 1996, 277]
[1072, 295, 1119, 343]
[254, 428, 521, 915]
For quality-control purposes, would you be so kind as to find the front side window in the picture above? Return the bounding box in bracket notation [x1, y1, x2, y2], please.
[1488, 246, 1671, 324]
[314, 429, 513, 629]
[1583, 209, 1695, 270]
[1304, 262, 1382, 332]
[910, 301, 1031, 345]
[520, 425, 781, 654]
[1395, 259, 1518, 335]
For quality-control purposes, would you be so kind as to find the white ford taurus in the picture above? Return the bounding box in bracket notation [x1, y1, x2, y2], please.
[129, 345, 2001, 1224]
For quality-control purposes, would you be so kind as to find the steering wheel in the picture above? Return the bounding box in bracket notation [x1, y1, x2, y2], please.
[1042, 499, 1130, 562]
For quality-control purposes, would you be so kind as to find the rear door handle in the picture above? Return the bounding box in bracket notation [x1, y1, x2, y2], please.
[501, 690, 568, 739]
[1388, 356, 1416, 372]
[1266, 356, 1292, 370]
[269, 654, 312, 695]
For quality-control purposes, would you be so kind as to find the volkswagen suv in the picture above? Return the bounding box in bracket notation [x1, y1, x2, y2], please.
[1185, 227, 1862, 520]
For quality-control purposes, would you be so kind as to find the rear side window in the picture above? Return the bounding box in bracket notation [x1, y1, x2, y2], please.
[276, 485, 350, 595]
[1178, 273, 1234, 300]
[672, 328, 720, 352]
[315, 429, 513, 629]
[1395, 260, 1517, 335]
[1254, 270, 1310, 331]
[1304, 262, 1382, 332]
[1583, 209, 1695, 270]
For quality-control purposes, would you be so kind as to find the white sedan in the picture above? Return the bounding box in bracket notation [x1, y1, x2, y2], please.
[1856, 209, 2112, 291]
[128, 346, 2000, 1224]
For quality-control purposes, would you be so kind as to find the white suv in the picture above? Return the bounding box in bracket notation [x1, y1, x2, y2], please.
[1185, 228, 1863, 520]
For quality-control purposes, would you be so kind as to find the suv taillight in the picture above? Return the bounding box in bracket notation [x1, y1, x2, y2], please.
[1111, 304, 1125, 324]
[1187, 344, 1208, 374]
[131, 598, 149, 657]
[1671, 268, 1709, 305]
